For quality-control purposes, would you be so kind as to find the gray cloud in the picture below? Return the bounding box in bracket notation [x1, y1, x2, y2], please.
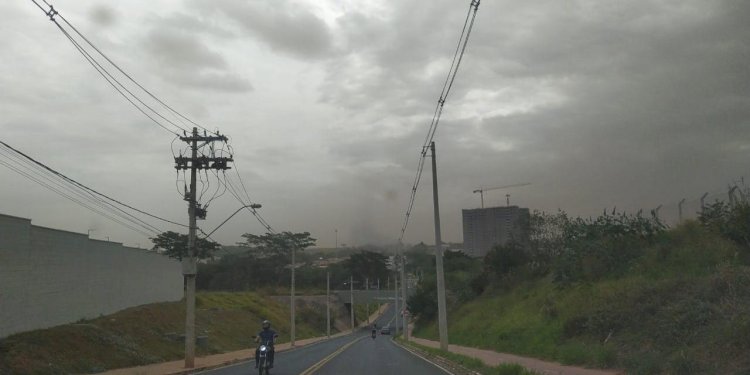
[89, 5, 117, 27]
[188, 0, 332, 59]
[144, 28, 252, 92]
[306, 0, 750, 242]
[3, 0, 750, 248]
[146, 28, 227, 70]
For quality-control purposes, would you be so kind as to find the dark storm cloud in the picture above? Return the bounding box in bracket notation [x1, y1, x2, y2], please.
[187, 0, 332, 59]
[315, 0, 750, 240]
[144, 28, 252, 92]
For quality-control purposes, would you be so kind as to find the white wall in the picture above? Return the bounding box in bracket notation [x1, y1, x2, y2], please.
[0, 213, 183, 338]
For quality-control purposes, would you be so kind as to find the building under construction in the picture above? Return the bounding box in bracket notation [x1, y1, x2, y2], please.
[462, 206, 530, 258]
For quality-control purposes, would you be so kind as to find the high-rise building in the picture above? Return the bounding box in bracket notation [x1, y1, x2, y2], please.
[462, 206, 530, 258]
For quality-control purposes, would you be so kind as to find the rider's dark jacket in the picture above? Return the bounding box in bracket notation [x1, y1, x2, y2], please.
[257, 328, 277, 346]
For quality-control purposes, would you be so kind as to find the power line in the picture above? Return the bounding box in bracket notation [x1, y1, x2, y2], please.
[207, 169, 276, 235]
[399, 0, 480, 242]
[0, 157, 155, 237]
[29, 0, 221, 137]
[0, 139, 187, 233]
[0, 144, 162, 233]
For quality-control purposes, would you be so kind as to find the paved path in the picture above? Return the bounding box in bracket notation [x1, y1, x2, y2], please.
[408, 331, 623, 375]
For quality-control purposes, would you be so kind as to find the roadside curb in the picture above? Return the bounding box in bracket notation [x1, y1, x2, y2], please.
[391, 338, 477, 375]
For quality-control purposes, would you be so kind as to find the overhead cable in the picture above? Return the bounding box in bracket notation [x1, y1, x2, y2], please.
[29, 0, 220, 137]
[0, 139, 186, 231]
[399, 0, 480, 242]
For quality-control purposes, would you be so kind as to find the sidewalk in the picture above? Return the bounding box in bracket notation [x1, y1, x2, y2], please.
[102, 304, 390, 375]
[407, 325, 623, 375]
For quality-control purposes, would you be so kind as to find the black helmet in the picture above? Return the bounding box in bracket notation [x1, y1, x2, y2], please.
[262, 320, 271, 329]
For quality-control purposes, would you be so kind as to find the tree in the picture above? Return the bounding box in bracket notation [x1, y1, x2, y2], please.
[343, 250, 389, 285]
[238, 231, 316, 259]
[235, 231, 317, 285]
[150, 231, 221, 261]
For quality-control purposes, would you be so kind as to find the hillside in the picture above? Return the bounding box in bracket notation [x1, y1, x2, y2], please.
[411, 215, 750, 374]
[0, 292, 340, 374]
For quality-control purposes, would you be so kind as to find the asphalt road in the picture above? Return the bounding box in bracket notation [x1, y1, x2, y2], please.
[201, 305, 449, 375]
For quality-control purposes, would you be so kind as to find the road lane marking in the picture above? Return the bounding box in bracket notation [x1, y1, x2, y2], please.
[298, 335, 368, 375]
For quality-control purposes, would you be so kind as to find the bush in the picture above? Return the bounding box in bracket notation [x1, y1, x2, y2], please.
[700, 200, 750, 257]
[553, 210, 665, 285]
[485, 242, 528, 280]
[407, 277, 437, 321]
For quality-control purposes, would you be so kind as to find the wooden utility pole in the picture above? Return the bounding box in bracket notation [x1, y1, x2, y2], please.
[175, 127, 232, 368]
[430, 141, 449, 350]
[326, 271, 330, 339]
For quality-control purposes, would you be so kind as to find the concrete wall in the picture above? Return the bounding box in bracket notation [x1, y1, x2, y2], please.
[0, 213, 183, 338]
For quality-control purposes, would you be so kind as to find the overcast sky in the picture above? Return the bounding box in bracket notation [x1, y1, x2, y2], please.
[1, 0, 749, 249]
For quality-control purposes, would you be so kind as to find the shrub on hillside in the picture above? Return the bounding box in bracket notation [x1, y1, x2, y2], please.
[408, 277, 438, 321]
[553, 210, 665, 285]
[484, 242, 528, 281]
[700, 200, 750, 256]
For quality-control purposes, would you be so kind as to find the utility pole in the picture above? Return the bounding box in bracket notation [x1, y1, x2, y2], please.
[366, 277, 370, 324]
[394, 270, 399, 335]
[175, 127, 232, 368]
[350, 275, 354, 334]
[326, 271, 330, 339]
[291, 241, 296, 347]
[400, 243, 408, 340]
[430, 141, 449, 350]
[377, 278, 381, 313]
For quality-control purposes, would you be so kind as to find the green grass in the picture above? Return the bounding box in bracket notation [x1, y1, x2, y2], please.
[412, 223, 750, 374]
[353, 303, 381, 326]
[0, 291, 339, 374]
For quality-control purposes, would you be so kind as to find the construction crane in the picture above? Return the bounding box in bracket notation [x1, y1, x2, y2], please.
[472, 183, 531, 208]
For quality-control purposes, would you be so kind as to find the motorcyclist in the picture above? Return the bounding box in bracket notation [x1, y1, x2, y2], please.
[371, 323, 377, 338]
[255, 320, 278, 369]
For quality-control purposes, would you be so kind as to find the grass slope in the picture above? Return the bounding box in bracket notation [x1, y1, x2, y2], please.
[0, 292, 334, 374]
[413, 223, 750, 374]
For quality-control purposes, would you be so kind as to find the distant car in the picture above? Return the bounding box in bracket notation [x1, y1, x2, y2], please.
[380, 326, 390, 335]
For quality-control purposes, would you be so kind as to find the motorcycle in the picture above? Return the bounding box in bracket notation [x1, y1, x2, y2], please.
[256, 340, 273, 375]
[254, 334, 277, 375]
[371, 329, 377, 339]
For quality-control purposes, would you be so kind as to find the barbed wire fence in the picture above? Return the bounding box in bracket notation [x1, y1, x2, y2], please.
[645, 178, 749, 227]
